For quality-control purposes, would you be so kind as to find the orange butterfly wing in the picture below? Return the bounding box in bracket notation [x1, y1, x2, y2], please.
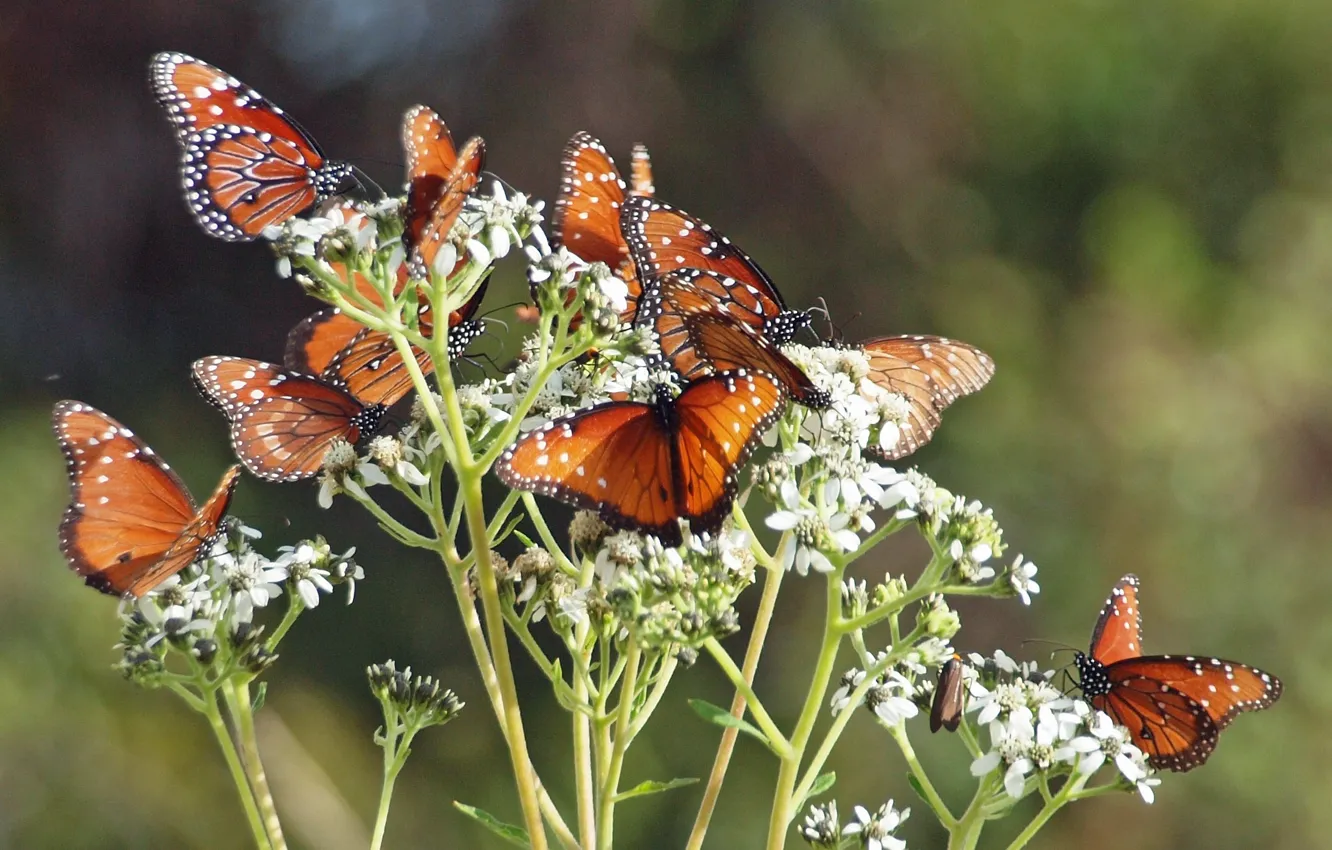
[152, 52, 327, 148]
[860, 335, 995, 460]
[629, 143, 655, 196]
[496, 402, 679, 537]
[401, 106, 485, 276]
[671, 370, 789, 531]
[53, 401, 240, 597]
[1093, 677, 1219, 772]
[183, 126, 336, 241]
[193, 357, 382, 481]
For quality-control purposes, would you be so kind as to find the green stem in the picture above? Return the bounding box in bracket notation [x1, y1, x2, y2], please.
[702, 638, 791, 757]
[889, 724, 956, 828]
[764, 568, 846, 850]
[345, 485, 437, 550]
[522, 492, 578, 573]
[1003, 773, 1086, 850]
[948, 777, 991, 850]
[203, 689, 271, 850]
[264, 594, 305, 652]
[596, 640, 641, 850]
[791, 632, 922, 804]
[226, 681, 287, 850]
[370, 725, 414, 850]
[458, 471, 549, 849]
[626, 655, 677, 739]
[686, 559, 784, 850]
[572, 554, 598, 850]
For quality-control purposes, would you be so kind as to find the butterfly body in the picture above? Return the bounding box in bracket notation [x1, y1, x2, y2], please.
[151, 52, 355, 240]
[53, 401, 240, 597]
[1074, 574, 1281, 772]
[496, 370, 787, 545]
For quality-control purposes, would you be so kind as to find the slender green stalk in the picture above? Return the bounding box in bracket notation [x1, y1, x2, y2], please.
[203, 690, 271, 850]
[889, 724, 956, 828]
[596, 640, 641, 850]
[686, 559, 785, 850]
[572, 556, 598, 849]
[344, 486, 437, 550]
[263, 595, 305, 652]
[702, 638, 791, 757]
[948, 775, 996, 850]
[764, 568, 846, 850]
[458, 473, 549, 849]
[1004, 774, 1086, 850]
[626, 655, 677, 739]
[522, 492, 578, 573]
[370, 725, 412, 850]
[226, 681, 288, 850]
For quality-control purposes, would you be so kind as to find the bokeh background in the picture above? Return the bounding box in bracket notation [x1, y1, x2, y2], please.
[2, 0, 1325, 847]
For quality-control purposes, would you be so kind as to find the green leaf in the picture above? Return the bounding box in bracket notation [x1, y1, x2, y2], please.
[905, 772, 928, 807]
[453, 802, 530, 847]
[794, 771, 836, 812]
[612, 777, 699, 803]
[688, 699, 773, 751]
[250, 682, 267, 713]
[512, 530, 535, 548]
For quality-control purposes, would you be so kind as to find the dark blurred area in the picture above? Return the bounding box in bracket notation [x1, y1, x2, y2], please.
[4, 0, 1326, 847]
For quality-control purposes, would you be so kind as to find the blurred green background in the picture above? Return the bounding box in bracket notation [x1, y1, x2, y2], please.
[3, 0, 1324, 846]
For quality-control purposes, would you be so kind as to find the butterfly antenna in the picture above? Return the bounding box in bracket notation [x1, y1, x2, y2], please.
[480, 314, 511, 334]
[480, 170, 519, 198]
[1021, 638, 1082, 657]
[349, 166, 386, 200]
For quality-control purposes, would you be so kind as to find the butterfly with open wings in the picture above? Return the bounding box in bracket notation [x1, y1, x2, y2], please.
[1074, 574, 1281, 772]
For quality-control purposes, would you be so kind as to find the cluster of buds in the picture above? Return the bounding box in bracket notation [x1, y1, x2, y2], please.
[367, 660, 464, 730]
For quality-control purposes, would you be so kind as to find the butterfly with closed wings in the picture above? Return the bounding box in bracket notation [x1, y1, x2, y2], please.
[151, 52, 358, 241]
[53, 401, 241, 597]
[549, 131, 656, 324]
[1074, 574, 1281, 772]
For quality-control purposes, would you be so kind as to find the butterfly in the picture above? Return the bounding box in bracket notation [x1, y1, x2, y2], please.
[192, 357, 386, 482]
[858, 335, 995, 460]
[53, 401, 241, 597]
[1074, 574, 1282, 772]
[151, 51, 356, 241]
[620, 196, 810, 344]
[930, 654, 967, 733]
[401, 105, 486, 276]
[549, 132, 655, 322]
[636, 271, 829, 408]
[496, 370, 787, 546]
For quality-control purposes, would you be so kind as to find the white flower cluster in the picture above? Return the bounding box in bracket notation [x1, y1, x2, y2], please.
[801, 798, 911, 850]
[121, 525, 362, 665]
[830, 639, 955, 727]
[965, 652, 1159, 803]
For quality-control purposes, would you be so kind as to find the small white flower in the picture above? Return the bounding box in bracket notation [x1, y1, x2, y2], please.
[1006, 553, 1040, 604]
[842, 799, 909, 850]
[831, 668, 867, 714]
[217, 551, 288, 623]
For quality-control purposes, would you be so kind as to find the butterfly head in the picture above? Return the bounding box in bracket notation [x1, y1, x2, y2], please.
[314, 161, 358, 202]
[1072, 651, 1112, 699]
[762, 310, 813, 346]
[350, 403, 388, 442]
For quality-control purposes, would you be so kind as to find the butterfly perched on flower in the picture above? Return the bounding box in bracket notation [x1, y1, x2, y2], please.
[549, 132, 655, 323]
[150, 51, 357, 241]
[1074, 574, 1282, 772]
[192, 357, 386, 482]
[636, 271, 829, 408]
[53, 401, 241, 597]
[496, 370, 788, 545]
[400, 105, 486, 277]
[620, 196, 810, 345]
[857, 335, 995, 460]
